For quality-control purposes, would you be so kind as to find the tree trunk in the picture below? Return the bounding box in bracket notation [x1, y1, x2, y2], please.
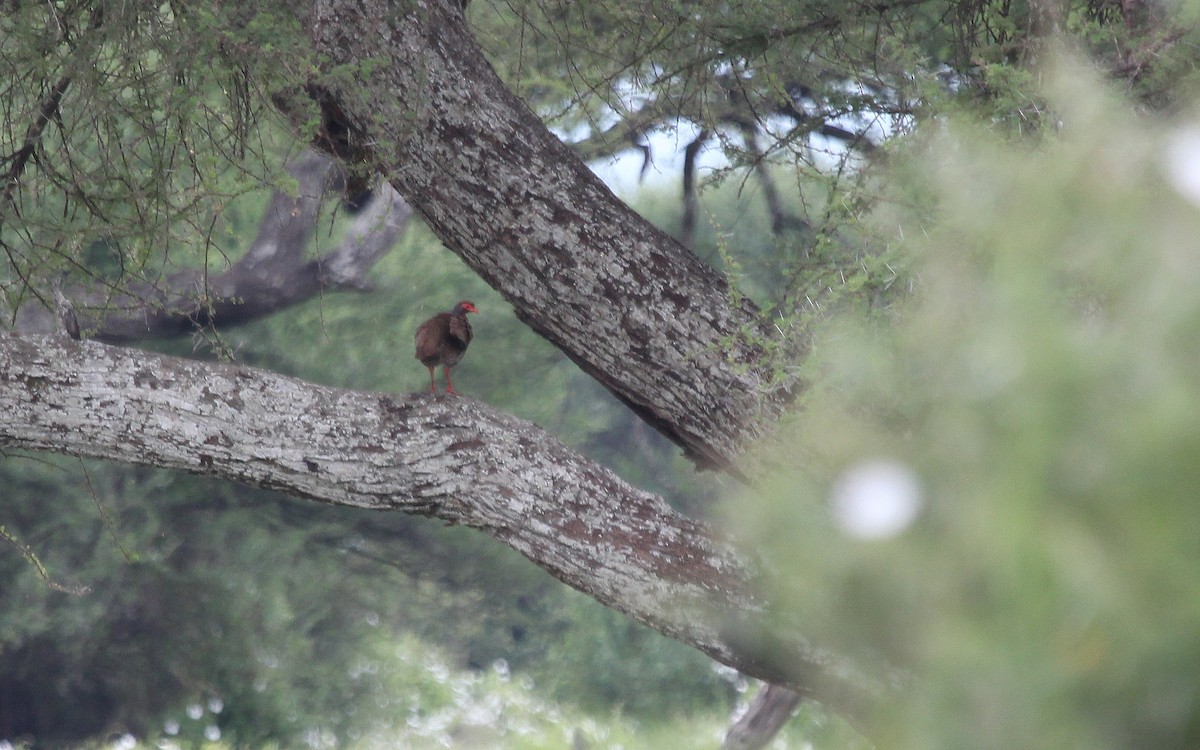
[0, 332, 889, 726]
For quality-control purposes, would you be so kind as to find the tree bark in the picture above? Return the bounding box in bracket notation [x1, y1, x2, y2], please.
[0, 332, 888, 724]
[293, 0, 793, 474]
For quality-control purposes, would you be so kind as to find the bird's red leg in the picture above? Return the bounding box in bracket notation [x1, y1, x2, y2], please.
[443, 365, 456, 395]
[427, 366, 438, 393]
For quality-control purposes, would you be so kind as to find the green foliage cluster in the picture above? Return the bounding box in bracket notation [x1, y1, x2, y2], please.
[0, 1, 308, 317]
[473, 0, 1200, 159]
[473, 0, 924, 120]
[737, 65, 1200, 748]
[532, 591, 736, 715]
[0, 459, 410, 747]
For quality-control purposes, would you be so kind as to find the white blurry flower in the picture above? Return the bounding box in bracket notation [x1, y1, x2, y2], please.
[831, 460, 923, 540]
[1163, 125, 1200, 206]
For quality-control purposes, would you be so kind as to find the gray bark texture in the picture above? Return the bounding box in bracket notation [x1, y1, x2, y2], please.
[0, 333, 883, 723]
[293, 0, 794, 474]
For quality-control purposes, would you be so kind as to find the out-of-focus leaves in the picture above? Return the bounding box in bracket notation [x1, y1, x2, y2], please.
[736, 60, 1200, 749]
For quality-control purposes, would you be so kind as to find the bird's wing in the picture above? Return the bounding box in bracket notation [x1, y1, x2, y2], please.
[447, 315, 473, 348]
[415, 313, 450, 362]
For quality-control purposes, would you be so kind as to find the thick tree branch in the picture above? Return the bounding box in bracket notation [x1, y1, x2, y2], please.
[13, 151, 411, 342]
[0, 332, 890, 723]
[296, 0, 792, 473]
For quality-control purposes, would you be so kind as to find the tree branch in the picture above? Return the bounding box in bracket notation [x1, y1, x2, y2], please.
[13, 151, 412, 342]
[723, 684, 803, 750]
[0, 332, 891, 724]
[1, 74, 72, 214]
[681, 129, 710, 250]
[297, 0, 792, 473]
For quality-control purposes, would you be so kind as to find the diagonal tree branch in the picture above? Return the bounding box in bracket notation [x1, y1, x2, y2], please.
[1, 74, 72, 214]
[295, 0, 792, 474]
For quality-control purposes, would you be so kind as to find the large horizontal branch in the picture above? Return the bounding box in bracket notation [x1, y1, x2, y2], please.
[0, 332, 891, 724]
[292, 0, 792, 473]
[14, 151, 412, 343]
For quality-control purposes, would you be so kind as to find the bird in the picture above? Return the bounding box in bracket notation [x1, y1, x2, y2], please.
[414, 300, 478, 394]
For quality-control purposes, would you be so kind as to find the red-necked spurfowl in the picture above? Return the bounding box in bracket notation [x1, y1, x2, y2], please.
[414, 301, 478, 394]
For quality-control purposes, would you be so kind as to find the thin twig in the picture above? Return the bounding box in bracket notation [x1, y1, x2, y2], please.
[0, 524, 91, 595]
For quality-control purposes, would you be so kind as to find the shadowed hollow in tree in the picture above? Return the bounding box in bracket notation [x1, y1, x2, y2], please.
[415, 301, 478, 394]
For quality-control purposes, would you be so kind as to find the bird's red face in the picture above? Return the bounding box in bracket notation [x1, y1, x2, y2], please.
[458, 301, 479, 314]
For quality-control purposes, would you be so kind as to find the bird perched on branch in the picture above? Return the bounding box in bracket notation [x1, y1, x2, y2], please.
[414, 300, 478, 394]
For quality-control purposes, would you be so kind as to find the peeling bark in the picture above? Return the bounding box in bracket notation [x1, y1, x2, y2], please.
[0, 332, 888, 724]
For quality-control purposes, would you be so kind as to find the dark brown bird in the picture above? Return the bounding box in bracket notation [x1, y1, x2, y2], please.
[414, 300, 478, 394]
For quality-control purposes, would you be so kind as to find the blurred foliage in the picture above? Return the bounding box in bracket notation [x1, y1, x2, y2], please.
[532, 590, 737, 714]
[736, 61, 1200, 749]
[0, 459, 412, 747]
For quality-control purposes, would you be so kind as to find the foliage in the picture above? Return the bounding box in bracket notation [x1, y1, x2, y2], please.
[0, 0, 308, 319]
[472, 0, 1200, 172]
[0, 458, 411, 747]
[472, 0, 926, 121]
[737, 63, 1200, 748]
[532, 590, 738, 717]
